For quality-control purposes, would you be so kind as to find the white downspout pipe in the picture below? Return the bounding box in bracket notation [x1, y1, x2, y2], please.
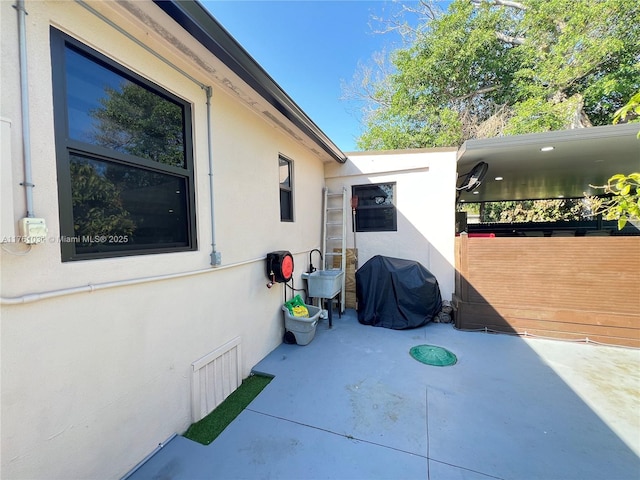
[15, 0, 35, 218]
[205, 86, 220, 266]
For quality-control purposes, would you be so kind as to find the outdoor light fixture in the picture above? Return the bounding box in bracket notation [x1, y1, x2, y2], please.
[495, 176, 504, 181]
[540, 146, 555, 152]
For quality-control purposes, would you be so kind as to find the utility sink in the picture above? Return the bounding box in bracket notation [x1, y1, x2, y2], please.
[301, 269, 344, 298]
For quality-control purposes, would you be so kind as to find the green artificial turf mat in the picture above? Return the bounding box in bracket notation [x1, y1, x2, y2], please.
[410, 344, 457, 366]
[183, 374, 273, 445]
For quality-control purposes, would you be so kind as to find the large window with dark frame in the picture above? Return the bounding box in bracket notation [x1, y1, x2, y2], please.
[50, 28, 196, 261]
[352, 183, 397, 232]
[279, 155, 294, 222]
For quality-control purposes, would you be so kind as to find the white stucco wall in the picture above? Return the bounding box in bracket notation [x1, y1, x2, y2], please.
[1, 2, 328, 479]
[325, 149, 458, 301]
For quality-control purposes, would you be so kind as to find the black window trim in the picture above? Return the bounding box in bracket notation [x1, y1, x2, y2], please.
[50, 27, 197, 261]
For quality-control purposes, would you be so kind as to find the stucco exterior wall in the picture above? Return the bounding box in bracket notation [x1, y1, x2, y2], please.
[324, 149, 458, 302]
[1, 1, 326, 478]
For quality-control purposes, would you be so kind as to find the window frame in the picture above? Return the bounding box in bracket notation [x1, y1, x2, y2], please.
[352, 182, 398, 232]
[279, 155, 294, 222]
[50, 28, 197, 261]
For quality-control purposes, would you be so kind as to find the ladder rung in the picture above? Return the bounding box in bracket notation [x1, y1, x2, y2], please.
[326, 207, 343, 211]
[326, 222, 342, 226]
[327, 237, 343, 241]
[324, 252, 343, 256]
[327, 193, 344, 197]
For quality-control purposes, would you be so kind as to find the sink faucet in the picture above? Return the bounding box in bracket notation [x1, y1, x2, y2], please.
[309, 249, 323, 273]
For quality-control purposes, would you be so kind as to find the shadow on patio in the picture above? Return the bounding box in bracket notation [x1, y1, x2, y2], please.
[126, 309, 639, 480]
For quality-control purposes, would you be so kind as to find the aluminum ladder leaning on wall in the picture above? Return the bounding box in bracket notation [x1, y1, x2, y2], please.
[321, 186, 347, 314]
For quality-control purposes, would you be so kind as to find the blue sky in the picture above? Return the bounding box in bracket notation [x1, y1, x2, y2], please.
[200, 1, 418, 152]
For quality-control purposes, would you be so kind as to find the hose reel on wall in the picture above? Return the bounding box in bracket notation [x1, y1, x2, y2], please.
[266, 251, 294, 287]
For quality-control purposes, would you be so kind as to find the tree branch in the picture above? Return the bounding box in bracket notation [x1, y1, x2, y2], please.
[495, 31, 525, 45]
[471, 0, 527, 10]
[369, 0, 444, 44]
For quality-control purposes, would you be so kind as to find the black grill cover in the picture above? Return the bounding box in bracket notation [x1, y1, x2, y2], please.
[356, 255, 442, 329]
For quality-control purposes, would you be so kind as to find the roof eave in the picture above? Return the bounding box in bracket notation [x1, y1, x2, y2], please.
[154, 0, 347, 164]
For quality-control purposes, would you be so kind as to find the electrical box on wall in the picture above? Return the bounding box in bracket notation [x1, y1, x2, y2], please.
[19, 217, 48, 244]
[266, 251, 294, 283]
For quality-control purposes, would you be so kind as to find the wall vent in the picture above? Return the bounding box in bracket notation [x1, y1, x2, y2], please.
[191, 336, 242, 422]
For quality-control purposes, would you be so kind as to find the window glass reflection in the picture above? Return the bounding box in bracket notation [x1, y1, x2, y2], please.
[66, 47, 186, 168]
[70, 154, 189, 253]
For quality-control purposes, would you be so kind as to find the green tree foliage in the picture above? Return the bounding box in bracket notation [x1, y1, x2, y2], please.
[91, 83, 185, 168]
[354, 0, 640, 150]
[590, 174, 640, 229]
[474, 198, 590, 223]
[612, 91, 640, 135]
[70, 159, 136, 241]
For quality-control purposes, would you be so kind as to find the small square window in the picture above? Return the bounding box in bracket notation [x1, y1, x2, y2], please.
[352, 183, 397, 232]
[279, 156, 293, 222]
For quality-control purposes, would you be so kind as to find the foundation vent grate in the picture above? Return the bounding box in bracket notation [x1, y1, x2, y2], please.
[191, 337, 242, 422]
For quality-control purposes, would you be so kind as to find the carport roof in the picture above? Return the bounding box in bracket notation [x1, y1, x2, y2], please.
[456, 123, 640, 203]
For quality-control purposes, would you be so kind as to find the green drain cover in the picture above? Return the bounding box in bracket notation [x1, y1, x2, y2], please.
[410, 345, 457, 367]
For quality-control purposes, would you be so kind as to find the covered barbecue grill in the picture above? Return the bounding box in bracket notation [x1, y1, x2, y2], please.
[356, 255, 442, 329]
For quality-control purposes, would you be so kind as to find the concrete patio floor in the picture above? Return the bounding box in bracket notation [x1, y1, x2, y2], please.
[127, 309, 640, 479]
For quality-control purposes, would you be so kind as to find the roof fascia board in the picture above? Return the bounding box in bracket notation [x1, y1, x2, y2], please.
[154, 0, 347, 163]
[458, 123, 640, 161]
[350, 146, 457, 156]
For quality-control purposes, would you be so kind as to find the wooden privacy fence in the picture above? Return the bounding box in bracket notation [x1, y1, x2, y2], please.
[453, 234, 640, 347]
